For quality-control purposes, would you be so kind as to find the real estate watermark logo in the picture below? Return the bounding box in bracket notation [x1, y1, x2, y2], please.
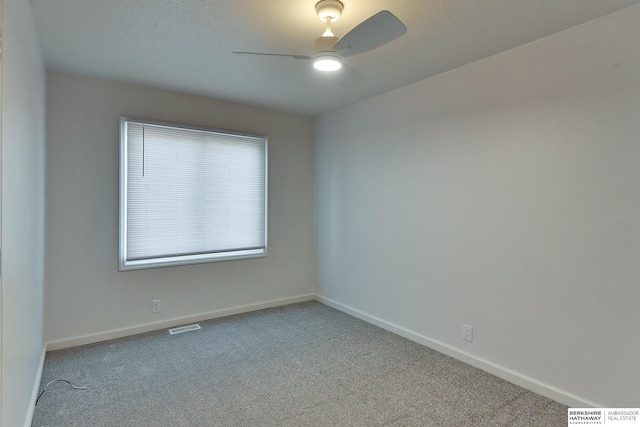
[568, 409, 640, 426]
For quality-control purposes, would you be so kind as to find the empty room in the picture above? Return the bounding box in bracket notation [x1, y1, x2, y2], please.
[1, 0, 639, 426]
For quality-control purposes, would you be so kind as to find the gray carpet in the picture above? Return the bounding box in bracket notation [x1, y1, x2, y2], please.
[33, 301, 567, 426]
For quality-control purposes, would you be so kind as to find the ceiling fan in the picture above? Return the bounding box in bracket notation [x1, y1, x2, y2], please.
[233, 0, 407, 72]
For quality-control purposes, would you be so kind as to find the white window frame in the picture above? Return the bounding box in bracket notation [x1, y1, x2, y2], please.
[119, 117, 268, 271]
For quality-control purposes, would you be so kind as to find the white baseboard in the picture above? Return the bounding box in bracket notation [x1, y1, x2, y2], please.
[25, 346, 46, 427]
[315, 294, 604, 409]
[43, 292, 601, 408]
[46, 294, 315, 351]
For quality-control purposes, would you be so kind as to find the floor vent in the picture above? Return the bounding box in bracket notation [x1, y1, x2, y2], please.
[168, 324, 201, 335]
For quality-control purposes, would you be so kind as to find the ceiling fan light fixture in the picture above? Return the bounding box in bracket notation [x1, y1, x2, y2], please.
[313, 54, 342, 71]
[234, 3, 406, 79]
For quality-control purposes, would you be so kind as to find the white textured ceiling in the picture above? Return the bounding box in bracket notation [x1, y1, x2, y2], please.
[31, 0, 640, 117]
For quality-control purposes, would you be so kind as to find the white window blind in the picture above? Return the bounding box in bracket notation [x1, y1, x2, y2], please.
[119, 117, 267, 270]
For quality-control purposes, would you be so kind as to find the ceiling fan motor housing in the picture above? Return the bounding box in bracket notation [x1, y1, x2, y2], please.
[314, 36, 339, 54]
[316, 0, 343, 22]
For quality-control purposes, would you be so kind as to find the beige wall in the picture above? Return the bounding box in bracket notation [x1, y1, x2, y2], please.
[1, 0, 47, 425]
[316, 6, 640, 407]
[45, 72, 316, 345]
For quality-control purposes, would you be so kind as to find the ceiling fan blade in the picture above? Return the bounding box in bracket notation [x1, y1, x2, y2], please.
[233, 51, 312, 60]
[333, 10, 407, 57]
[328, 62, 366, 89]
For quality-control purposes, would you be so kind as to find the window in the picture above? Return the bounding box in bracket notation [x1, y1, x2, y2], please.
[119, 117, 267, 270]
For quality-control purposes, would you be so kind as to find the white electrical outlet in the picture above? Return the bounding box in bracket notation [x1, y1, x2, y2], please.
[462, 324, 473, 342]
[152, 299, 161, 313]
